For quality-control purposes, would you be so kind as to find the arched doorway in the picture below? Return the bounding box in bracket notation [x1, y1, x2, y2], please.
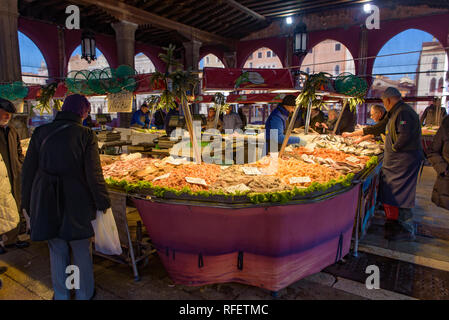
[199, 54, 225, 70]
[369, 29, 448, 115]
[68, 45, 110, 72]
[135, 53, 156, 74]
[243, 47, 282, 70]
[300, 40, 355, 76]
[18, 31, 49, 85]
[68, 45, 111, 115]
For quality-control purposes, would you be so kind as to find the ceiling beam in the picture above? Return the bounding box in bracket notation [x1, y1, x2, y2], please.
[259, 0, 369, 17]
[222, 0, 268, 21]
[70, 0, 236, 48]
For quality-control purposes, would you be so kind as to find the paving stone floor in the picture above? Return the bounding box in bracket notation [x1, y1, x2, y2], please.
[1, 165, 449, 300]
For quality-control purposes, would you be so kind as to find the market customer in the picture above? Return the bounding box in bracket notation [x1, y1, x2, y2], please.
[265, 95, 302, 154]
[343, 104, 387, 143]
[222, 107, 243, 132]
[316, 109, 338, 133]
[130, 103, 150, 128]
[428, 115, 449, 210]
[334, 105, 356, 135]
[421, 97, 447, 127]
[21, 94, 111, 300]
[164, 103, 180, 136]
[379, 87, 423, 241]
[204, 108, 222, 131]
[0, 98, 29, 254]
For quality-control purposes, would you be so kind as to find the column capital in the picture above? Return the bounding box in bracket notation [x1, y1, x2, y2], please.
[112, 20, 138, 68]
[112, 20, 138, 40]
[183, 40, 202, 71]
[0, 0, 18, 17]
[224, 51, 237, 69]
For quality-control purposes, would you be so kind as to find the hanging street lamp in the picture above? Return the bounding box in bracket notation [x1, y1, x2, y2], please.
[293, 23, 308, 57]
[81, 30, 97, 63]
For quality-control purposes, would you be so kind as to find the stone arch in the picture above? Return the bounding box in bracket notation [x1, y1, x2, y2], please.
[369, 28, 448, 114]
[241, 46, 283, 69]
[299, 39, 355, 76]
[237, 37, 286, 68]
[134, 53, 157, 74]
[67, 45, 111, 73]
[18, 31, 49, 85]
[198, 53, 225, 70]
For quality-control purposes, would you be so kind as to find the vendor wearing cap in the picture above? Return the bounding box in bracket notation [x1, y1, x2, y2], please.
[130, 103, 150, 128]
[265, 95, 302, 154]
[0, 98, 28, 253]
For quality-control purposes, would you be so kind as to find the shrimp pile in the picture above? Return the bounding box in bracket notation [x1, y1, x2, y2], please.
[151, 163, 222, 192]
[276, 159, 342, 187]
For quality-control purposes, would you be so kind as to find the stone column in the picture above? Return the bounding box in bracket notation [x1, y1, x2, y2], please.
[0, 0, 21, 82]
[357, 27, 369, 124]
[183, 39, 202, 70]
[112, 20, 138, 68]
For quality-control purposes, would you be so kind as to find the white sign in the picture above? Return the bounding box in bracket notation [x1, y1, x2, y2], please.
[289, 176, 312, 184]
[107, 92, 133, 113]
[153, 173, 171, 181]
[185, 177, 207, 186]
[226, 184, 251, 194]
[242, 167, 262, 175]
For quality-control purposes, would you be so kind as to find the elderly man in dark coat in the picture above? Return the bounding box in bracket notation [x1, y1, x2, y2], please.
[0, 98, 29, 253]
[22, 94, 111, 300]
[379, 87, 423, 241]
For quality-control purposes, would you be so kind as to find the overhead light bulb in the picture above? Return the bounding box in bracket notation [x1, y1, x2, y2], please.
[286, 17, 293, 25]
[363, 3, 372, 13]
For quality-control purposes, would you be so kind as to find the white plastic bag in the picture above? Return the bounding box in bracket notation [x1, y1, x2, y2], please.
[91, 208, 122, 255]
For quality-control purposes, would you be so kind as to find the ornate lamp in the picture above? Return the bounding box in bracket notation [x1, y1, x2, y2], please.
[293, 23, 308, 57]
[81, 30, 96, 63]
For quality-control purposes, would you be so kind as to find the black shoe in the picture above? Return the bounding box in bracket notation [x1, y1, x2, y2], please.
[90, 288, 97, 300]
[386, 225, 416, 242]
[384, 220, 400, 239]
[0, 246, 6, 255]
[15, 240, 30, 249]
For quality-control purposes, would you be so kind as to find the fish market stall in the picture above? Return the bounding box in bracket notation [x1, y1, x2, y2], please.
[102, 134, 382, 291]
[100, 70, 384, 291]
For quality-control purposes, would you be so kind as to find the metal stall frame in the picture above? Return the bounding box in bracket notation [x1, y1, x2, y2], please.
[92, 190, 155, 282]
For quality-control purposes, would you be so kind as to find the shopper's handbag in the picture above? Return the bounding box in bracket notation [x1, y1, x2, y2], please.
[91, 208, 122, 255]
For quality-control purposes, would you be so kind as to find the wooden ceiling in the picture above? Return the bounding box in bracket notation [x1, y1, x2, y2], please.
[18, 0, 449, 49]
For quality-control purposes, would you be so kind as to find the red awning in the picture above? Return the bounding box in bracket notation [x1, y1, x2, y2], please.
[226, 93, 294, 104]
[193, 95, 214, 103]
[202, 67, 294, 91]
[25, 85, 41, 100]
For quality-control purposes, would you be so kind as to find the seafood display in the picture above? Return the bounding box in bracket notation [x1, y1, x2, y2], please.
[284, 147, 370, 174]
[102, 142, 377, 197]
[309, 134, 383, 156]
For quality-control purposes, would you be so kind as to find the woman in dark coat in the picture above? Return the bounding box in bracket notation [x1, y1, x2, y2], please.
[21, 94, 111, 300]
[429, 115, 449, 210]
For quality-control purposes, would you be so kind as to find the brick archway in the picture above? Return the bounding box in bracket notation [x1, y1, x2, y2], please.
[237, 37, 286, 68]
[18, 18, 59, 79]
